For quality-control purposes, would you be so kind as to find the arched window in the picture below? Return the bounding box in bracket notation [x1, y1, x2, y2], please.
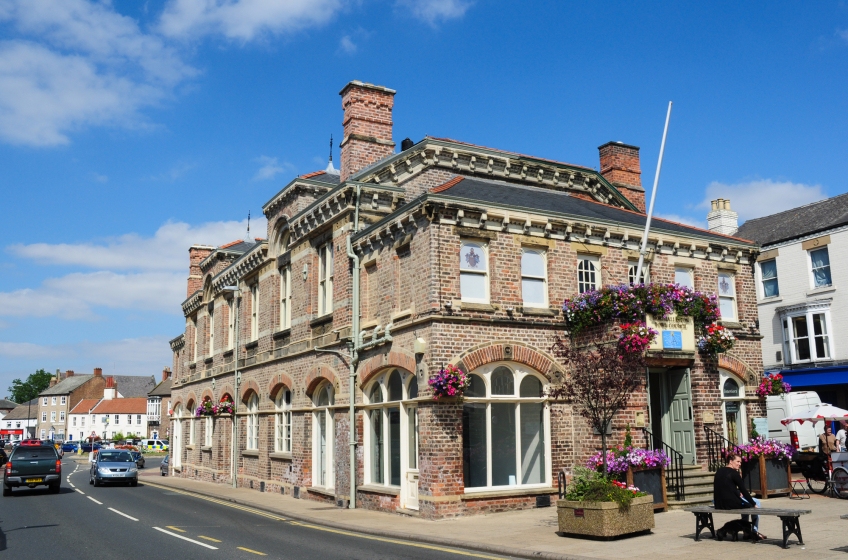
[720, 372, 746, 445]
[246, 394, 259, 450]
[462, 364, 548, 490]
[186, 400, 196, 445]
[365, 369, 417, 488]
[172, 404, 184, 468]
[204, 411, 213, 447]
[313, 382, 334, 488]
[275, 388, 292, 453]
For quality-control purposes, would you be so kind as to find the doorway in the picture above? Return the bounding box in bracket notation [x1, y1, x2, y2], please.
[648, 368, 696, 464]
[720, 372, 747, 445]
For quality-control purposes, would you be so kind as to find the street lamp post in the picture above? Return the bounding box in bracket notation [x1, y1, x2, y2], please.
[222, 286, 241, 489]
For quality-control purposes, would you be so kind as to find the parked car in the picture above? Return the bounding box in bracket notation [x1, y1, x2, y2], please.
[140, 439, 168, 451]
[89, 449, 138, 487]
[80, 442, 102, 453]
[130, 451, 145, 469]
[160, 455, 169, 476]
[3, 443, 61, 495]
[61, 442, 78, 453]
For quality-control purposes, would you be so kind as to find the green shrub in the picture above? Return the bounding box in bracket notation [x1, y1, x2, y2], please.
[565, 466, 647, 511]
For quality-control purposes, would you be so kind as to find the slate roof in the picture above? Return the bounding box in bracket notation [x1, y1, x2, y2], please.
[148, 378, 172, 398]
[91, 398, 147, 414]
[40, 375, 94, 396]
[300, 170, 341, 185]
[735, 192, 848, 247]
[3, 399, 38, 420]
[0, 399, 17, 410]
[429, 177, 756, 246]
[217, 240, 256, 254]
[69, 399, 101, 414]
[113, 376, 156, 398]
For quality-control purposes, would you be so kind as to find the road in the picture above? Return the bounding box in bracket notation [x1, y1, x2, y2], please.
[1, 455, 511, 559]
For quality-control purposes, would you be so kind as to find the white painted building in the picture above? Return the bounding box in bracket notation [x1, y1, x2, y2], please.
[2, 399, 38, 442]
[736, 193, 848, 407]
[68, 378, 149, 441]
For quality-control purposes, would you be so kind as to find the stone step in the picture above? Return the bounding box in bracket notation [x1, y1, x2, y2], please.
[667, 495, 714, 510]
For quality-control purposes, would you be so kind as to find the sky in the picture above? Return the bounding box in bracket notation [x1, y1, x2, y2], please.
[1, 0, 847, 398]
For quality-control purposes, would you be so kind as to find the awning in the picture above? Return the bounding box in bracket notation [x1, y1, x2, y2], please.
[0, 429, 23, 435]
[778, 366, 848, 388]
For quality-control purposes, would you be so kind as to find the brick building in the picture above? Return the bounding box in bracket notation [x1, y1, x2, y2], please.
[168, 81, 765, 518]
[147, 368, 172, 439]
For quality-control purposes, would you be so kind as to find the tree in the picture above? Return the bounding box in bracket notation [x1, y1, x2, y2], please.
[549, 335, 645, 475]
[8, 369, 53, 404]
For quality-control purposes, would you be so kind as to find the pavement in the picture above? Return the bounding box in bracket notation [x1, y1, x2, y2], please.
[128, 462, 848, 560]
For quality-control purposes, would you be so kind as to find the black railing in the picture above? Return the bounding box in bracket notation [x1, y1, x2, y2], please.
[641, 427, 685, 502]
[704, 425, 739, 472]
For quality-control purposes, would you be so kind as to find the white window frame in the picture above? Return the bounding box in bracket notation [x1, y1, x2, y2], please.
[73, 417, 77, 426]
[60, 396, 66, 405]
[808, 246, 833, 289]
[137, 414, 142, 425]
[250, 283, 259, 341]
[227, 297, 235, 350]
[717, 272, 737, 322]
[459, 240, 489, 303]
[191, 316, 199, 361]
[781, 306, 834, 365]
[51, 411, 56, 422]
[627, 260, 649, 286]
[60, 411, 65, 422]
[521, 247, 548, 308]
[208, 306, 214, 356]
[52, 397, 57, 406]
[275, 388, 292, 453]
[318, 243, 334, 316]
[43, 397, 47, 406]
[280, 265, 291, 330]
[41, 412, 47, 422]
[461, 362, 551, 493]
[674, 266, 694, 289]
[205, 416, 213, 447]
[758, 258, 780, 299]
[577, 255, 600, 294]
[81, 417, 85, 427]
[127, 415, 132, 425]
[312, 383, 335, 489]
[246, 394, 259, 450]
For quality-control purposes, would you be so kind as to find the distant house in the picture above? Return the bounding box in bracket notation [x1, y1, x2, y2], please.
[2, 399, 38, 442]
[0, 399, 16, 422]
[737, 193, 848, 406]
[147, 368, 172, 440]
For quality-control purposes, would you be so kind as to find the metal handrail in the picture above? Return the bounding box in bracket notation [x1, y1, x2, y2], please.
[641, 427, 686, 502]
[704, 425, 740, 472]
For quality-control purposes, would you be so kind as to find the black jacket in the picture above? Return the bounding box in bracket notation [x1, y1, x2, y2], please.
[713, 466, 755, 509]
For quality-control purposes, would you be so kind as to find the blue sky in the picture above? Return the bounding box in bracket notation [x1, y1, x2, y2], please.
[1, 0, 847, 397]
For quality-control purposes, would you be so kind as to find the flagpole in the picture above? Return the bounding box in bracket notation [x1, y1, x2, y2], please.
[635, 101, 673, 282]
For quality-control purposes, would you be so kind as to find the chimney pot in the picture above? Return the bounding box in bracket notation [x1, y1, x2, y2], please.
[93, 367, 102, 377]
[707, 198, 739, 235]
[163, 367, 171, 382]
[597, 141, 645, 212]
[339, 81, 396, 182]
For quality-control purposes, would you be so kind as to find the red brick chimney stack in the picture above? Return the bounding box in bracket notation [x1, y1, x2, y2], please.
[339, 81, 396, 182]
[93, 367, 102, 377]
[162, 367, 171, 382]
[187, 245, 214, 297]
[65, 370, 74, 377]
[598, 142, 646, 212]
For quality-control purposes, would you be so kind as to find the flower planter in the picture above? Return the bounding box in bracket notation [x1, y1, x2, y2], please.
[741, 456, 791, 499]
[557, 495, 654, 539]
[626, 466, 667, 511]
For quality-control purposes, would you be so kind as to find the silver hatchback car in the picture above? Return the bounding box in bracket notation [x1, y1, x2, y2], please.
[89, 450, 139, 487]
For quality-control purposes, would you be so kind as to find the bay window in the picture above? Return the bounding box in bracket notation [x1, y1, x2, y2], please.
[462, 364, 549, 491]
[782, 309, 832, 364]
[521, 248, 547, 307]
[460, 241, 488, 303]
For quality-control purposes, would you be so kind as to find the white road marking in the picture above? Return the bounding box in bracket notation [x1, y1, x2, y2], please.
[76, 489, 85, 495]
[69, 483, 75, 488]
[153, 527, 218, 549]
[108, 507, 138, 521]
[87, 496, 102, 505]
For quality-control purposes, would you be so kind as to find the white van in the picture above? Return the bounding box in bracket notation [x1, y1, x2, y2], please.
[767, 391, 824, 451]
[140, 439, 168, 451]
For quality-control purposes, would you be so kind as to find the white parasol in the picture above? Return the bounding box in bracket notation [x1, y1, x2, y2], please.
[780, 404, 848, 426]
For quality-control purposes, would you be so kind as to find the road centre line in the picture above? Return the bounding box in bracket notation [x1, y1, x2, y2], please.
[75, 489, 85, 495]
[198, 536, 222, 542]
[87, 496, 103, 505]
[237, 547, 266, 556]
[108, 507, 139, 521]
[153, 527, 218, 550]
[166, 525, 186, 532]
[288, 522, 506, 560]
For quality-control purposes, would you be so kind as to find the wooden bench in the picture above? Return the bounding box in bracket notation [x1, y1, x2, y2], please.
[685, 506, 811, 549]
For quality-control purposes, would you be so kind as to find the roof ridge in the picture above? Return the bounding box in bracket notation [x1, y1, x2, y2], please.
[301, 170, 327, 179]
[741, 192, 847, 224]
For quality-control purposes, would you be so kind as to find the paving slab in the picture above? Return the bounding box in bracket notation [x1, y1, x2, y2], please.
[139, 471, 848, 559]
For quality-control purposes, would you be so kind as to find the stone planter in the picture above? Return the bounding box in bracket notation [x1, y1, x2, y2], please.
[557, 495, 655, 539]
[742, 455, 791, 498]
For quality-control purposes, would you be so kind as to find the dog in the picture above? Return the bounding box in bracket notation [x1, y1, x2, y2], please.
[715, 519, 754, 541]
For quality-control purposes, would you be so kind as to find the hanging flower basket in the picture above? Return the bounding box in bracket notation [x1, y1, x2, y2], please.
[428, 364, 470, 400]
[618, 322, 658, 355]
[697, 324, 735, 355]
[216, 397, 234, 416]
[756, 373, 791, 397]
[195, 399, 215, 417]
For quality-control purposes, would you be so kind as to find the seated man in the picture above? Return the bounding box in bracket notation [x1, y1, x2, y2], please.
[713, 452, 764, 541]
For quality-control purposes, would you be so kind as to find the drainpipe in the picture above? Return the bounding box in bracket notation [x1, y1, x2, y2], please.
[222, 286, 241, 489]
[345, 184, 362, 509]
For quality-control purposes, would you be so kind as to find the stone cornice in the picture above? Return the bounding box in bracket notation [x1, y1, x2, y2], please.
[352, 195, 757, 265]
[350, 138, 638, 211]
[181, 291, 203, 317]
[211, 241, 269, 293]
[262, 178, 336, 216]
[170, 334, 185, 351]
[777, 298, 833, 316]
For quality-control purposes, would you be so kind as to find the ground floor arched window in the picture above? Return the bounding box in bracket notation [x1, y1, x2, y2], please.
[312, 382, 334, 489]
[172, 404, 184, 468]
[719, 370, 747, 445]
[462, 362, 549, 491]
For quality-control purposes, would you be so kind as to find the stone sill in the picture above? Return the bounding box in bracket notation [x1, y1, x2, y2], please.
[520, 306, 557, 316]
[807, 285, 836, 296]
[310, 314, 334, 328]
[185, 445, 195, 450]
[758, 296, 782, 305]
[718, 321, 744, 329]
[459, 302, 497, 312]
[269, 452, 292, 461]
[241, 450, 259, 457]
[461, 487, 558, 501]
[204, 357, 213, 364]
[272, 328, 291, 340]
[244, 340, 259, 350]
[201, 446, 212, 452]
[357, 484, 400, 496]
[307, 486, 335, 498]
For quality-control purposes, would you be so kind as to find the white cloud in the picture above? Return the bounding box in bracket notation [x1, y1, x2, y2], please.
[158, 0, 345, 41]
[0, 0, 196, 146]
[395, 0, 472, 25]
[0, 341, 62, 359]
[655, 213, 705, 229]
[92, 172, 108, 183]
[699, 179, 827, 222]
[252, 155, 289, 181]
[339, 35, 357, 54]
[8, 218, 266, 272]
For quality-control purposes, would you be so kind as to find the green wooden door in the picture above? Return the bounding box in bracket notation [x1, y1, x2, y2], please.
[665, 369, 696, 464]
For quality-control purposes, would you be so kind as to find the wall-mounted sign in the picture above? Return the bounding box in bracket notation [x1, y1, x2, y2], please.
[646, 314, 695, 353]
